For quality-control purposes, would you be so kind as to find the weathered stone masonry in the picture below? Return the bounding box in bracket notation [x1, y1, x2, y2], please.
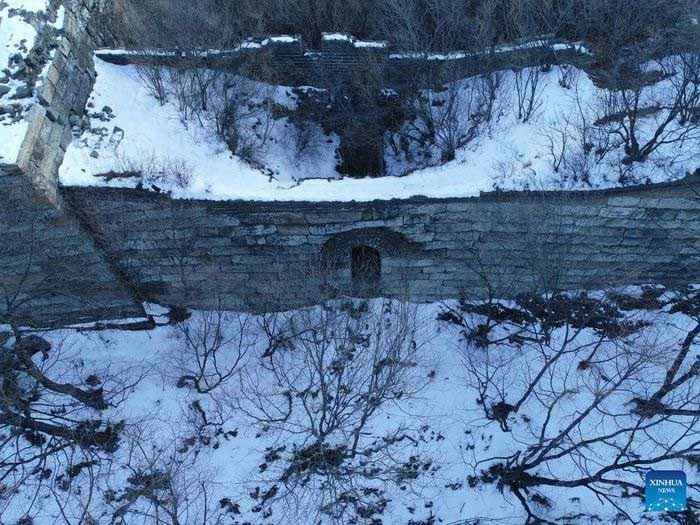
[62, 179, 700, 314]
[96, 34, 593, 89]
[2, 1, 700, 326]
[18, 0, 123, 201]
[1, 0, 145, 326]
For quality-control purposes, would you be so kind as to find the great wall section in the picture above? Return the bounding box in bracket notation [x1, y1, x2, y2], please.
[1, 0, 145, 326]
[2, 0, 700, 327]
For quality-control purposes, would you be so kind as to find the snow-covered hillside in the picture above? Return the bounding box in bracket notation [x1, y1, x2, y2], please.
[2, 288, 700, 524]
[58, 55, 700, 201]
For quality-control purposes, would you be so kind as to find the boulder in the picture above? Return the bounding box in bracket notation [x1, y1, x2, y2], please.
[10, 85, 33, 99]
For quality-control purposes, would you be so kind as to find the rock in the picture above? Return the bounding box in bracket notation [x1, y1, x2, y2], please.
[0, 85, 10, 97]
[90, 150, 100, 158]
[10, 85, 33, 99]
[101, 105, 113, 115]
[81, 115, 91, 130]
[46, 107, 63, 123]
[69, 114, 82, 128]
[11, 65, 27, 80]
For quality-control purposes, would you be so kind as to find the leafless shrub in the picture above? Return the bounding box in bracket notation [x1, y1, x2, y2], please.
[135, 64, 168, 106]
[209, 75, 277, 165]
[235, 299, 434, 523]
[441, 282, 700, 523]
[172, 309, 260, 394]
[105, 424, 229, 525]
[539, 108, 598, 186]
[399, 73, 504, 164]
[104, 152, 194, 189]
[541, 114, 570, 175]
[513, 64, 547, 123]
[285, 119, 328, 167]
[557, 63, 577, 90]
[592, 54, 700, 166]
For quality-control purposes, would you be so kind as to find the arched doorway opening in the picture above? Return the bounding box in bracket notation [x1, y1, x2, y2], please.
[351, 245, 381, 293]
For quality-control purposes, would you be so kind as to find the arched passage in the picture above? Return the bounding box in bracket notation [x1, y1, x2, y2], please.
[320, 227, 419, 298]
[351, 245, 381, 292]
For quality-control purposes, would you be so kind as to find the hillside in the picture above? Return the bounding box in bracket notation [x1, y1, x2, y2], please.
[2, 1, 700, 524]
[2, 289, 700, 524]
[56, 54, 700, 201]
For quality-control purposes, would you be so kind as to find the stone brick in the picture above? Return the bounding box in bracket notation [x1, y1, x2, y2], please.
[4, 1, 700, 326]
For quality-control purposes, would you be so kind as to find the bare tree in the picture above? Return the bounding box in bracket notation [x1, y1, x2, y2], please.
[507, 0, 575, 123]
[209, 73, 278, 164]
[135, 64, 168, 106]
[0, 326, 143, 521]
[399, 74, 502, 163]
[442, 282, 700, 523]
[172, 308, 260, 394]
[592, 53, 700, 166]
[376, 0, 471, 53]
[235, 299, 435, 523]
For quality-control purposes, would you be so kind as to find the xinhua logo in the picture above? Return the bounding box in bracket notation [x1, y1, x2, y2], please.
[645, 470, 687, 512]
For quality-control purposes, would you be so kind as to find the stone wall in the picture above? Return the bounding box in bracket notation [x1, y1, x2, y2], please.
[61, 178, 700, 314]
[3, 7, 700, 327]
[16, 0, 122, 203]
[0, 0, 144, 326]
[0, 165, 143, 326]
[95, 34, 593, 89]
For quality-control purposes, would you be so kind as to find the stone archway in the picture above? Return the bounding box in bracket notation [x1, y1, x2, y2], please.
[351, 245, 381, 294]
[320, 227, 419, 298]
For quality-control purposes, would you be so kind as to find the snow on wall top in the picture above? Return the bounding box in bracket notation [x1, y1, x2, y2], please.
[96, 33, 389, 59]
[389, 41, 591, 61]
[322, 32, 387, 49]
[96, 35, 304, 57]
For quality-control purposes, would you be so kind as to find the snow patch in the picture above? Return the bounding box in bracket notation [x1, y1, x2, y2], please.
[0, 0, 58, 164]
[59, 57, 700, 202]
[322, 33, 352, 41]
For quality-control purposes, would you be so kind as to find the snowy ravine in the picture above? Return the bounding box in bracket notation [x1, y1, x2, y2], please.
[57, 56, 700, 202]
[2, 287, 699, 524]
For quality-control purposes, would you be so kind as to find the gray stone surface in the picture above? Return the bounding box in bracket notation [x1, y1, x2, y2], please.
[61, 179, 700, 315]
[0, 0, 144, 326]
[0, 166, 143, 326]
[2, 2, 700, 327]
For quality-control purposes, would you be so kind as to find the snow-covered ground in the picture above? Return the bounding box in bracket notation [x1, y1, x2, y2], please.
[58, 56, 700, 202]
[59, 59, 343, 199]
[0, 0, 42, 162]
[0, 0, 62, 163]
[2, 288, 699, 524]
